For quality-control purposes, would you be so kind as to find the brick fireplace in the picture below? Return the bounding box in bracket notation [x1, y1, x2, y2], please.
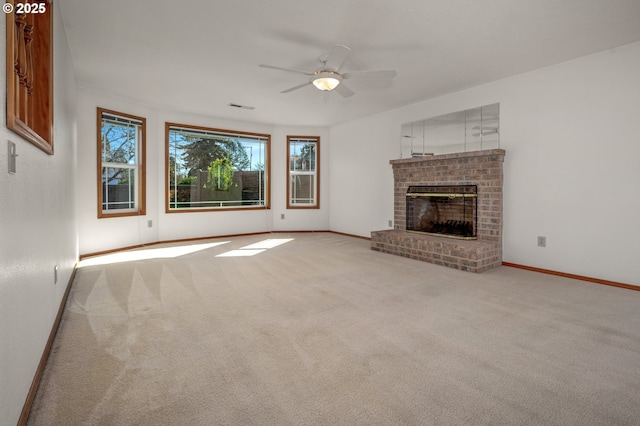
[371, 149, 505, 272]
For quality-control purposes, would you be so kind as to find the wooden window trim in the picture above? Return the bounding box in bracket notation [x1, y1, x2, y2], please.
[97, 108, 146, 218]
[165, 122, 271, 213]
[287, 135, 320, 210]
[5, 0, 54, 154]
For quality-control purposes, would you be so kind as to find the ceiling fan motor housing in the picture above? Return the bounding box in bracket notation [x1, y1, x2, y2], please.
[312, 71, 342, 91]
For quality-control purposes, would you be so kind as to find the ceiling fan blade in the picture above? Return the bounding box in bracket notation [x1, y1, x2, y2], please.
[342, 70, 397, 80]
[259, 64, 314, 76]
[334, 82, 355, 98]
[324, 45, 351, 71]
[281, 81, 312, 93]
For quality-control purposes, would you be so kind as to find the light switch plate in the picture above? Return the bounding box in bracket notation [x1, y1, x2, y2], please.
[8, 141, 17, 174]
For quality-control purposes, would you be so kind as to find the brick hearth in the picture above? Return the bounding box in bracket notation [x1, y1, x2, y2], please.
[371, 149, 505, 272]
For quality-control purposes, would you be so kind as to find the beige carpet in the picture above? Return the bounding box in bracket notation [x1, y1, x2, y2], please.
[28, 232, 640, 425]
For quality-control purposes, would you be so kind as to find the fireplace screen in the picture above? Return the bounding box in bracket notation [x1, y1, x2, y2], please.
[406, 185, 477, 239]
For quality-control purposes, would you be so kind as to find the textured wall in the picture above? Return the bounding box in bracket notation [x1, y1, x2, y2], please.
[0, 3, 79, 425]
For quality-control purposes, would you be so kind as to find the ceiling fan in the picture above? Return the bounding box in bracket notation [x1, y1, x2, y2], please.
[259, 45, 397, 98]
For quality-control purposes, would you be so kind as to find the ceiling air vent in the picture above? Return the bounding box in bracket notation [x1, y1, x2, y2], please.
[228, 103, 255, 110]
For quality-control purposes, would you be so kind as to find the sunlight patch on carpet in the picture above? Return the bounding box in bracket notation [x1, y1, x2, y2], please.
[216, 249, 266, 257]
[216, 238, 294, 257]
[79, 242, 230, 267]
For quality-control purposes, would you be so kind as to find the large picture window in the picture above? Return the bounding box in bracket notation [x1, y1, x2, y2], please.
[287, 136, 319, 208]
[98, 108, 146, 218]
[166, 123, 269, 211]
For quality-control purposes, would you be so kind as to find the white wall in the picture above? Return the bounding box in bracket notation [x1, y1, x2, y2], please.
[329, 113, 400, 236]
[0, 3, 79, 425]
[329, 41, 640, 286]
[77, 90, 330, 254]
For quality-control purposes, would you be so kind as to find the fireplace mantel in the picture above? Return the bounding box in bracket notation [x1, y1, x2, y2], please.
[372, 149, 505, 272]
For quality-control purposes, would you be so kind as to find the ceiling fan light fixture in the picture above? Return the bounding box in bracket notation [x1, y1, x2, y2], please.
[312, 71, 341, 91]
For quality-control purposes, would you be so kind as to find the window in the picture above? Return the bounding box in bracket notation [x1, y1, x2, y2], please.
[287, 136, 319, 208]
[166, 123, 269, 211]
[97, 108, 146, 218]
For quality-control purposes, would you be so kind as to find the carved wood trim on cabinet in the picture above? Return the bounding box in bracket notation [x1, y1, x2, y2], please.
[6, 1, 53, 154]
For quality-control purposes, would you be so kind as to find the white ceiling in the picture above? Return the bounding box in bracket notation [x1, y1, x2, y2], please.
[58, 0, 640, 127]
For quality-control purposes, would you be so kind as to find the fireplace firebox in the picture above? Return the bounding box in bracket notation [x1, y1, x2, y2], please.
[406, 185, 477, 240]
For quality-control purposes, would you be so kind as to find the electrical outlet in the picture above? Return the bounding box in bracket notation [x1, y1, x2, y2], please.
[148, 220, 153, 228]
[281, 214, 285, 220]
[537, 236, 546, 247]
